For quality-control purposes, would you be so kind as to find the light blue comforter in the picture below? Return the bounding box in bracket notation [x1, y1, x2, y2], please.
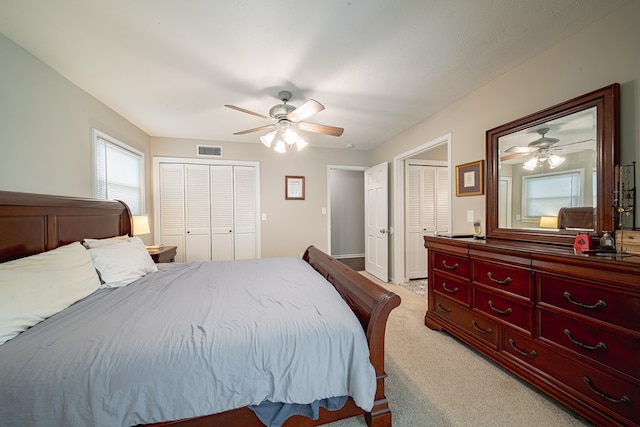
[0, 258, 375, 426]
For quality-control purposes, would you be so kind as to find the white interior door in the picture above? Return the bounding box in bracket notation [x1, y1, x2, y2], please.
[365, 162, 389, 282]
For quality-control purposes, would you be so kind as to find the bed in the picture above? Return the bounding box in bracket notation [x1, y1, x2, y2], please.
[0, 190, 400, 427]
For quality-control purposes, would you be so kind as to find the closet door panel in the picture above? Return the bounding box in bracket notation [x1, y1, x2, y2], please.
[185, 164, 211, 261]
[159, 163, 186, 262]
[210, 165, 234, 261]
[234, 166, 257, 259]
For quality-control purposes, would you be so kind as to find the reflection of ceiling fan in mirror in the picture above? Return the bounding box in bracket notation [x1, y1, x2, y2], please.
[500, 127, 593, 170]
[225, 91, 344, 153]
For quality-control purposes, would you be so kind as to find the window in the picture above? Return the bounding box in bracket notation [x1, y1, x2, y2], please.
[93, 130, 144, 215]
[522, 170, 583, 219]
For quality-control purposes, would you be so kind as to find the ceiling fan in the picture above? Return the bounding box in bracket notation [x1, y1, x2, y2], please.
[225, 91, 344, 146]
[500, 128, 561, 162]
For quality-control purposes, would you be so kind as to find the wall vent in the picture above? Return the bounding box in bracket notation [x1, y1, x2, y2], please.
[197, 145, 222, 157]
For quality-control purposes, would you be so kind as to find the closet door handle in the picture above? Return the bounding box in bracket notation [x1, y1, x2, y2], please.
[563, 329, 607, 351]
[563, 291, 607, 311]
[487, 271, 511, 285]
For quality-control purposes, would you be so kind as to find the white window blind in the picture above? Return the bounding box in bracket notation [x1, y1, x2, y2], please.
[93, 131, 144, 215]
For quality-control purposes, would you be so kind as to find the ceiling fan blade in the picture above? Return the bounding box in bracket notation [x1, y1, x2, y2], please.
[505, 146, 536, 154]
[297, 122, 344, 137]
[500, 152, 530, 161]
[233, 124, 275, 135]
[287, 99, 324, 122]
[225, 104, 269, 120]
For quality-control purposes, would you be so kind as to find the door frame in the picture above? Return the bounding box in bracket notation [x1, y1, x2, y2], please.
[392, 133, 451, 284]
[327, 165, 368, 257]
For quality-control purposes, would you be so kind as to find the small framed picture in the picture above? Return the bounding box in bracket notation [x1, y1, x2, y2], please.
[456, 160, 484, 196]
[285, 176, 305, 200]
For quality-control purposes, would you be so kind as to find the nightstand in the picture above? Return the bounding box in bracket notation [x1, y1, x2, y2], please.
[147, 245, 177, 263]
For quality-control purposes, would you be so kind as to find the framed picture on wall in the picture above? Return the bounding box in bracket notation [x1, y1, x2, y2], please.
[455, 160, 484, 196]
[285, 176, 305, 200]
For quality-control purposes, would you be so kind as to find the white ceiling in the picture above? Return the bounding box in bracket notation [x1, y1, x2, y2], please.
[0, 0, 629, 150]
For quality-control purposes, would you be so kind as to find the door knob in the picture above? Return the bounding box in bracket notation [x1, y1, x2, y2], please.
[379, 229, 386, 234]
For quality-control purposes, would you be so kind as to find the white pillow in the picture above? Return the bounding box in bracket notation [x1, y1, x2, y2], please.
[88, 236, 157, 288]
[83, 234, 130, 248]
[0, 242, 101, 346]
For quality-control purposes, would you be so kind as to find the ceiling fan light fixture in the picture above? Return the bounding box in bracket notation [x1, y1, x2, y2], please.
[260, 131, 276, 148]
[273, 139, 287, 154]
[295, 136, 308, 151]
[548, 154, 566, 169]
[523, 157, 539, 171]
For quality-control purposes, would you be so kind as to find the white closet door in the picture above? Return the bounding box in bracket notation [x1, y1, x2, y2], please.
[405, 165, 424, 279]
[159, 163, 185, 262]
[210, 165, 234, 261]
[185, 164, 211, 262]
[436, 166, 450, 234]
[233, 165, 257, 259]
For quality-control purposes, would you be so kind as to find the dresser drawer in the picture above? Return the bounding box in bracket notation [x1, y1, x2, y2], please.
[474, 288, 532, 333]
[473, 260, 532, 298]
[539, 309, 640, 380]
[432, 272, 470, 306]
[432, 294, 499, 348]
[502, 329, 640, 426]
[538, 273, 640, 332]
[433, 252, 470, 279]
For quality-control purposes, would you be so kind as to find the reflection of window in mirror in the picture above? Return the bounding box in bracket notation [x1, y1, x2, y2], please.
[522, 170, 584, 227]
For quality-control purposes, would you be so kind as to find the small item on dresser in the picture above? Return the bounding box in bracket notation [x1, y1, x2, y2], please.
[599, 231, 615, 250]
[573, 233, 593, 254]
[473, 220, 483, 239]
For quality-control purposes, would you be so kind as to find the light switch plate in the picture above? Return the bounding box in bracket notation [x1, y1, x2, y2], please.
[467, 210, 474, 222]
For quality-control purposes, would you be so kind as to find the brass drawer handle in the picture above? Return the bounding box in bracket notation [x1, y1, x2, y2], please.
[442, 260, 459, 270]
[563, 329, 607, 351]
[441, 282, 459, 294]
[487, 271, 512, 285]
[471, 320, 493, 335]
[563, 291, 607, 311]
[508, 338, 538, 358]
[488, 300, 513, 315]
[583, 376, 632, 405]
[437, 303, 452, 313]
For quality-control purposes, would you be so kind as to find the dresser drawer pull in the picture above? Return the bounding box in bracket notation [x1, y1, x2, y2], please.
[437, 303, 452, 313]
[487, 272, 512, 285]
[508, 338, 538, 358]
[583, 376, 632, 405]
[563, 291, 607, 311]
[441, 282, 459, 294]
[471, 320, 493, 335]
[488, 300, 512, 315]
[442, 260, 459, 270]
[563, 329, 607, 351]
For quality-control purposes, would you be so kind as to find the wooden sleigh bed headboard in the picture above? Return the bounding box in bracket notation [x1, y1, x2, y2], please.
[0, 191, 132, 263]
[0, 190, 401, 427]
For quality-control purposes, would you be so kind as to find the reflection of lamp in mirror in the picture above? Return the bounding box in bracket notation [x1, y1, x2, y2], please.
[539, 216, 558, 229]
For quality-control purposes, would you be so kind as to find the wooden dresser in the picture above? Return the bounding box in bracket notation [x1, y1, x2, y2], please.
[424, 235, 640, 427]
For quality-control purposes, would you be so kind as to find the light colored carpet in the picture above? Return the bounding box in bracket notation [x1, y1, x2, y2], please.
[327, 274, 592, 427]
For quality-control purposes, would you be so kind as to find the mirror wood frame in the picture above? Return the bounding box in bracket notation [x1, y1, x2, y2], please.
[485, 83, 620, 246]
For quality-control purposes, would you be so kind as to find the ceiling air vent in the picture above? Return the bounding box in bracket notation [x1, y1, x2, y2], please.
[197, 145, 222, 157]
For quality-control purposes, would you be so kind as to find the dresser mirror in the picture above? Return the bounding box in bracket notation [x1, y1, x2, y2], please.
[486, 84, 619, 246]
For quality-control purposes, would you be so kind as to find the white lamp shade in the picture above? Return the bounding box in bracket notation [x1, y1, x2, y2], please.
[132, 215, 151, 235]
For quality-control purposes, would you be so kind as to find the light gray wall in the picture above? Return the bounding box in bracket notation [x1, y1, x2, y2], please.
[330, 169, 365, 257]
[372, 1, 640, 276]
[0, 34, 150, 201]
